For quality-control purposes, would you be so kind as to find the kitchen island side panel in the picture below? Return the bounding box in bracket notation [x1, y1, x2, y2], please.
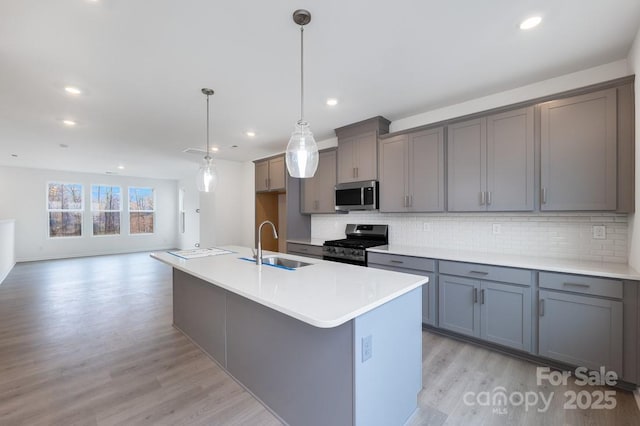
[225, 292, 354, 426]
[173, 269, 227, 366]
[354, 287, 422, 426]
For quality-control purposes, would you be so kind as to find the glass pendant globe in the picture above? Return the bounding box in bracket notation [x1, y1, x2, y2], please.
[285, 121, 319, 178]
[196, 157, 217, 192]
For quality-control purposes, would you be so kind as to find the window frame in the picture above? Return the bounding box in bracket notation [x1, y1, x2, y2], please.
[46, 181, 84, 239]
[90, 184, 122, 237]
[128, 186, 156, 235]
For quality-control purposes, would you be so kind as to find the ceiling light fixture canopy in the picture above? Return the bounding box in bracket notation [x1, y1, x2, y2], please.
[285, 9, 319, 179]
[197, 88, 218, 192]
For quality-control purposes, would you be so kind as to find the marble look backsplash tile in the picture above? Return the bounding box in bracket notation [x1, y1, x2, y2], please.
[311, 212, 628, 264]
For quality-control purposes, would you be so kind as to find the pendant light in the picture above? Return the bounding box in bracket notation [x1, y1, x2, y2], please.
[285, 9, 319, 178]
[197, 88, 218, 192]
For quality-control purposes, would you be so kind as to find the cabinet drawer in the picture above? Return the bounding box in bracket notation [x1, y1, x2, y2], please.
[439, 260, 531, 286]
[539, 272, 622, 299]
[367, 252, 436, 272]
[287, 243, 323, 258]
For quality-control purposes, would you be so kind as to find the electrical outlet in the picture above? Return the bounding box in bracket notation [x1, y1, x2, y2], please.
[423, 222, 432, 232]
[592, 225, 606, 240]
[362, 335, 372, 362]
[492, 224, 502, 235]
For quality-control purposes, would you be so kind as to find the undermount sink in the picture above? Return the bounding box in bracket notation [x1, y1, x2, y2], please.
[262, 256, 312, 269]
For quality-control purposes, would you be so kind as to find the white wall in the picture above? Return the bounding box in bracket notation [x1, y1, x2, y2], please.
[199, 159, 255, 248]
[627, 27, 640, 270]
[0, 166, 179, 262]
[0, 220, 15, 283]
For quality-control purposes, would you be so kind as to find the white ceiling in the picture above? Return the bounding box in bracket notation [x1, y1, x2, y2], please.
[1, 0, 639, 179]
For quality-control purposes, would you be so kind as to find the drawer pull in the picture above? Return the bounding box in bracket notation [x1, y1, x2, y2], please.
[390, 260, 404, 264]
[300, 248, 308, 251]
[563, 282, 590, 288]
[469, 270, 489, 276]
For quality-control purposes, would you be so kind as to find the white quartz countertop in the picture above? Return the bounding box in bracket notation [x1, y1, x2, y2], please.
[151, 246, 428, 328]
[286, 238, 326, 247]
[368, 245, 640, 281]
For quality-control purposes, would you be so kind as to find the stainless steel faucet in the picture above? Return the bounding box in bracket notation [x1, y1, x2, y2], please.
[256, 220, 278, 266]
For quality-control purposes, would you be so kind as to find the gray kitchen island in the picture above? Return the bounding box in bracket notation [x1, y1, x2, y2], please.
[151, 246, 428, 426]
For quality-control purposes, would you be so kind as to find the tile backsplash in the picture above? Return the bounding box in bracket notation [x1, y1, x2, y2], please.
[311, 212, 629, 264]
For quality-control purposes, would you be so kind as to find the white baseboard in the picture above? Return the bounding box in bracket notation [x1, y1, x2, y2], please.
[0, 262, 16, 285]
[15, 247, 175, 263]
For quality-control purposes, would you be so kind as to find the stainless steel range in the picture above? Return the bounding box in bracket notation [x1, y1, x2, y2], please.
[322, 224, 388, 266]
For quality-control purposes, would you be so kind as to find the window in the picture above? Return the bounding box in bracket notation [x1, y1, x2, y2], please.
[91, 185, 121, 236]
[129, 187, 155, 234]
[47, 182, 83, 237]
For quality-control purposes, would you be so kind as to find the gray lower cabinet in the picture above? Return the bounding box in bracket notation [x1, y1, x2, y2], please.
[302, 149, 336, 213]
[538, 271, 624, 373]
[379, 128, 445, 212]
[287, 242, 323, 260]
[368, 252, 436, 326]
[438, 262, 533, 352]
[447, 107, 534, 212]
[540, 88, 617, 211]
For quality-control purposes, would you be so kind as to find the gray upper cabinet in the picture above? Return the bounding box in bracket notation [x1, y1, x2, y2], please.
[540, 88, 617, 211]
[255, 156, 286, 192]
[335, 116, 390, 184]
[302, 149, 337, 214]
[337, 132, 377, 183]
[379, 128, 444, 212]
[447, 107, 534, 212]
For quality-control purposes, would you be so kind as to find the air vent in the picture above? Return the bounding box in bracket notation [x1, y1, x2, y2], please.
[183, 147, 208, 156]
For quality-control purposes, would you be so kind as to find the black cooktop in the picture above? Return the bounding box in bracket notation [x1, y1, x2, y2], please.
[323, 238, 386, 249]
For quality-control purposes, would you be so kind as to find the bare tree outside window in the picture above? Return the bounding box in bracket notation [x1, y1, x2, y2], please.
[129, 187, 155, 234]
[92, 185, 121, 236]
[47, 183, 83, 237]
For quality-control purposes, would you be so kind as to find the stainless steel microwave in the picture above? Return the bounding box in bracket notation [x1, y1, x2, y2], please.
[335, 180, 379, 212]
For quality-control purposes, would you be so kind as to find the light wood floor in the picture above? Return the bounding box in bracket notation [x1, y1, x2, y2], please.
[0, 253, 638, 425]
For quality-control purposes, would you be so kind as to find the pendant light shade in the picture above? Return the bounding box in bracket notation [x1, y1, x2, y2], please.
[285, 9, 319, 178]
[197, 88, 218, 192]
[197, 157, 217, 192]
[286, 120, 318, 178]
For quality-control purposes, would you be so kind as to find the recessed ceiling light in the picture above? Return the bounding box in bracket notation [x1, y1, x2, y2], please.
[117, 165, 125, 170]
[326, 98, 338, 106]
[62, 120, 77, 126]
[231, 145, 239, 148]
[211, 147, 219, 152]
[246, 131, 256, 137]
[11, 154, 18, 158]
[64, 86, 82, 95]
[59, 144, 69, 148]
[520, 16, 542, 30]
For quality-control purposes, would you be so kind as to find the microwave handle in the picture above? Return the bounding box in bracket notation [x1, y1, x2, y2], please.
[361, 187, 365, 205]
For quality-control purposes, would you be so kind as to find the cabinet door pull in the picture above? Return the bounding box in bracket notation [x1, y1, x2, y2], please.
[314, 200, 319, 210]
[356, 167, 359, 178]
[404, 195, 409, 207]
[265, 178, 268, 189]
[481, 289, 485, 304]
[409, 194, 413, 207]
[469, 270, 489, 276]
[563, 282, 590, 288]
[353, 167, 356, 178]
[390, 260, 404, 264]
[487, 191, 492, 205]
[480, 191, 486, 205]
[539, 299, 545, 316]
[541, 188, 547, 204]
[473, 288, 478, 303]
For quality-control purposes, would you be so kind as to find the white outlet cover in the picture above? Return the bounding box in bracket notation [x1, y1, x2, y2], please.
[592, 225, 606, 240]
[492, 224, 501, 235]
[423, 222, 432, 232]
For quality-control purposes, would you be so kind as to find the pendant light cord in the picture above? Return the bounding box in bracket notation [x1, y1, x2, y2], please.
[300, 25, 304, 124]
[205, 94, 211, 160]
